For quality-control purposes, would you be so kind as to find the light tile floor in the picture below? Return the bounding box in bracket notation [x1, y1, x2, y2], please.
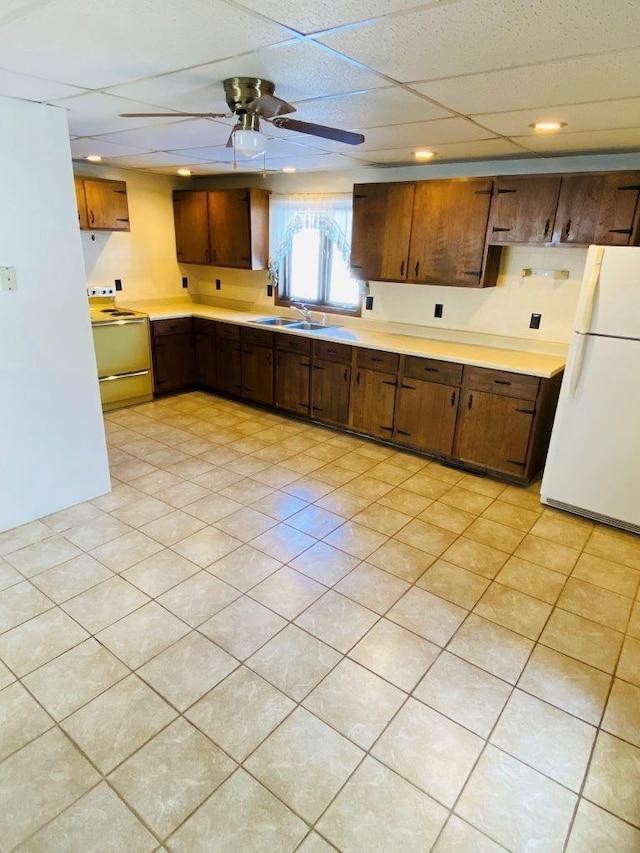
[1, 391, 640, 852]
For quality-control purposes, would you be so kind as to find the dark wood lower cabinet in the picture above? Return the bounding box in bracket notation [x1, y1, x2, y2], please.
[152, 333, 195, 393]
[242, 344, 273, 405]
[216, 338, 242, 396]
[274, 350, 311, 414]
[454, 390, 536, 477]
[311, 359, 350, 425]
[194, 332, 217, 389]
[350, 368, 397, 440]
[394, 379, 459, 456]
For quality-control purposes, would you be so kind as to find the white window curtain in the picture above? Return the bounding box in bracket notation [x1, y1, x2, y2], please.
[268, 193, 354, 289]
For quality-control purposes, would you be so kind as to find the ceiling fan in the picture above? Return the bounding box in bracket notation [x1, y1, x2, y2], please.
[121, 76, 365, 158]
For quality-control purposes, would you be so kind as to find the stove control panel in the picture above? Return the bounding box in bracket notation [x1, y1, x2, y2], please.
[87, 286, 116, 297]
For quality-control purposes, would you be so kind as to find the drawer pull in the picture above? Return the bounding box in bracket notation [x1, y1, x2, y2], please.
[327, 348, 337, 353]
[299, 362, 311, 369]
[507, 459, 526, 467]
[463, 270, 482, 277]
[492, 227, 511, 232]
[424, 367, 439, 373]
[396, 429, 411, 436]
[382, 380, 397, 387]
[314, 365, 325, 371]
[401, 383, 416, 390]
[609, 228, 633, 235]
[515, 407, 536, 415]
[379, 425, 393, 432]
[494, 379, 511, 386]
[371, 357, 383, 363]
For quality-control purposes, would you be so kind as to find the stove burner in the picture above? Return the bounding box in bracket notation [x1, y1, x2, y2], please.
[101, 309, 136, 317]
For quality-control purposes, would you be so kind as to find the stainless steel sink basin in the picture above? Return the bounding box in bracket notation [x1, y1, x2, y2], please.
[250, 317, 301, 326]
[286, 321, 335, 330]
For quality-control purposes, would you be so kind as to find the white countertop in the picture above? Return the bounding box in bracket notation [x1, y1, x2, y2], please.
[121, 299, 567, 379]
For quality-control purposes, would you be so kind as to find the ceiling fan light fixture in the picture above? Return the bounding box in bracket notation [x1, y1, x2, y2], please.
[177, 168, 191, 176]
[234, 129, 268, 158]
[413, 149, 436, 160]
[530, 120, 567, 132]
[86, 155, 102, 162]
[282, 166, 296, 173]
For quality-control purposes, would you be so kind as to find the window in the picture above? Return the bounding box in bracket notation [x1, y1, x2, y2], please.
[269, 194, 361, 313]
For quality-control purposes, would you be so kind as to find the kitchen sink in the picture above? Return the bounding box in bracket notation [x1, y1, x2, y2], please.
[286, 321, 335, 330]
[250, 316, 301, 326]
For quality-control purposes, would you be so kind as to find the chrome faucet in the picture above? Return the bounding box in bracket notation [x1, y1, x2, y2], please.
[291, 302, 313, 323]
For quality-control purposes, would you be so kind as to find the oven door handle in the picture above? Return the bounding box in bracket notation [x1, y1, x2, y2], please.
[99, 369, 150, 382]
[92, 318, 146, 326]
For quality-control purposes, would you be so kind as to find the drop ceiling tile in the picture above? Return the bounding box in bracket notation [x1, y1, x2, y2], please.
[0, 0, 292, 89]
[355, 117, 493, 151]
[319, 0, 640, 82]
[412, 49, 640, 116]
[0, 68, 84, 102]
[292, 87, 454, 129]
[148, 163, 262, 175]
[107, 41, 387, 112]
[94, 119, 232, 151]
[49, 92, 193, 137]
[235, 0, 442, 35]
[473, 98, 640, 137]
[349, 138, 527, 165]
[511, 127, 640, 155]
[262, 152, 370, 171]
[70, 138, 154, 159]
[101, 152, 214, 168]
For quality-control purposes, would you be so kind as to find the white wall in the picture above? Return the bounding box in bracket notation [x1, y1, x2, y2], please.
[74, 165, 186, 302]
[0, 95, 110, 533]
[185, 151, 640, 345]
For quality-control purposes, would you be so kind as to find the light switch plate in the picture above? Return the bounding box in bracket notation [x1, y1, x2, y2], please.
[0, 266, 17, 291]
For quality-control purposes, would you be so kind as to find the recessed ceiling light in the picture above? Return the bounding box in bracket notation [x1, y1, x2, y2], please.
[530, 121, 567, 132]
[86, 155, 102, 162]
[177, 168, 191, 176]
[413, 150, 436, 160]
[282, 167, 296, 173]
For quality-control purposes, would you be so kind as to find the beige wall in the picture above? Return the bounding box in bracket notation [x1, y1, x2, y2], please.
[76, 151, 640, 344]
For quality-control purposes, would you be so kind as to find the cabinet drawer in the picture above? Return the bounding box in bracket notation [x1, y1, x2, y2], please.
[275, 333, 311, 355]
[194, 318, 216, 336]
[216, 322, 241, 341]
[403, 356, 462, 386]
[463, 366, 540, 400]
[153, 318, 192, 336]
[242, 326, 274, 348]
[356, 348, 399, 373]
[314, 340, 352, 363]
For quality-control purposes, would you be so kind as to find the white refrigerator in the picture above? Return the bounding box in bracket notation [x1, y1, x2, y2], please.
[541, 244, 640, 534]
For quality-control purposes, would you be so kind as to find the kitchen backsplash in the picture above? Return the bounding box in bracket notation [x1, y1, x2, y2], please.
[192, 245, 587, 345]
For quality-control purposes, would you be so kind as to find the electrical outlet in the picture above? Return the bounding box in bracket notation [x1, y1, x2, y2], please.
[434, 303, 443, 318]
[182, 277, 188, 289]
[216, 279, 221, 291]
[365, 296, 374, 310]
[530, 313, 542, 329]
[114, 279, 122, 291]
[0, 266, 17, 291]
[267, 284, 273, 297]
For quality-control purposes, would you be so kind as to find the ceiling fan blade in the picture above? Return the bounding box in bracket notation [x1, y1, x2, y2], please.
[271, 117, 364, 145]
[120, 112, 229, 118]
[246, 93, 296, 119]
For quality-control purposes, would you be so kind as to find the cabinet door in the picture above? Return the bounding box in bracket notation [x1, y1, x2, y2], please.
[394, 379, 459, 455]
[351, 183, 414, 281]
[454, 390, 535, 476]
[488, 177, 561, 243]
[83, 179, 130, 231]
[311, 359, 350, 425]
[174, 191, 209, 263]
[216, 338, 242, 396]
[194, 333, 217, 389]
[554, 172, 640, 246]
[208, 189, 252, 268]
[274, 351, 311, 414]
[242, 345, 274, 405]
[408, 178, 493, 286]
[153, 334, 195, 393]
[350, 368, 397, 439]
[74, 177, 88, 229]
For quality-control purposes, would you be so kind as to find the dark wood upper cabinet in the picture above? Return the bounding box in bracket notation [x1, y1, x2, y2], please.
[74, 177, 88, 229]
[553, 172, 640, 246]
[174, 191, 209, 263]
[488, 176, 561, 243]
[208, 188, 269, 269]
[77, 177, 130, 231]
[351, 182, 415, 281]
[408, 178, 494, 286]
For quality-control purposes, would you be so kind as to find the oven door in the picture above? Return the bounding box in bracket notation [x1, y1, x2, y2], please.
[92, 318, 150, 377]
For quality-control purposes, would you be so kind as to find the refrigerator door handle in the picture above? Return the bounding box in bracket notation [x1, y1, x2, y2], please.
[576, 246, 604, 334]
[568, 333, 588, 397]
